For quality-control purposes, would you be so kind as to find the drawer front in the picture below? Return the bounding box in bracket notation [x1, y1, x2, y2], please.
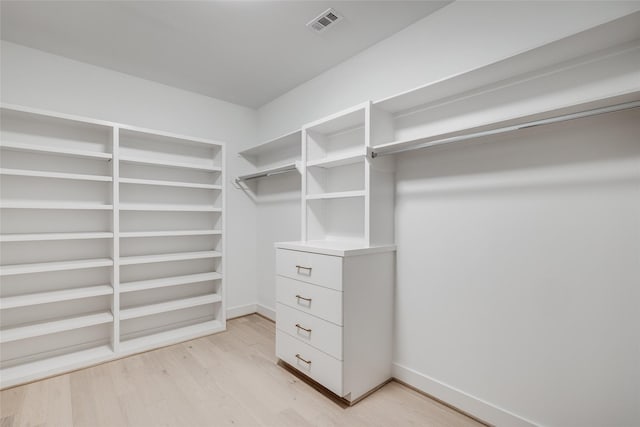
[276, 249, 343, 291]
[276, 330, 343, 396]
[276, 302, 342, 360]
[276, 276, 342, 326]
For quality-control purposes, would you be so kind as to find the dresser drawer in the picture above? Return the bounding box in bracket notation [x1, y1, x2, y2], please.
[276, 249, 342, 291]
[276, 330, 343, 396]
[276, 302, 342, 360]
[276, 276, 342, 325]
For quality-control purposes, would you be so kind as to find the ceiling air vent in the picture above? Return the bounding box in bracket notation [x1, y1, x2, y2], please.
[307, 8, 343, 32]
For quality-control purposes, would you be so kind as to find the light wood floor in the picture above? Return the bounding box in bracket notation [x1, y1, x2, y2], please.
[0, 315, 483, 427]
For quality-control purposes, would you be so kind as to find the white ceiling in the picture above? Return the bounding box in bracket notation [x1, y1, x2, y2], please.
[0, 1, 450, 108]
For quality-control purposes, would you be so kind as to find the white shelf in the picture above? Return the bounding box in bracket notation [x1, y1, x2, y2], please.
[306, 151, 365, 168]
[0, 311, 114, 344]
[304, 103, 367, 135]
[0, 258, 113, 276]
[119, 251, 221, 266]
[119, 204, 221, 212]
[239, 130, 301, 159]
[0, 141, 112, 160]
[0, 345, 113, 389]
[119, 155, 221, 172]
[120, 230, 222, 238]
[0, 232, 113, 242]
[306, 190, 366, 200]
[0, 285, 113, 309]
[0, 201, 113, 210]
[120, 272, 222, 293]
[120, 294, 222, 320]
[119, 177, 221, 190]
[0, 168, 112, 182]
[119, 320, 224, 355]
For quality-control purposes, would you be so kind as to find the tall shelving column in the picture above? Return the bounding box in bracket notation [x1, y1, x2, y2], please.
[0, 106, 116, 387]
[117, 128, 225, 355]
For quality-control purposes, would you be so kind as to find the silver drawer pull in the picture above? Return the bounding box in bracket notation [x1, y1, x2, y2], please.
[295, 353, 311, 365]
[295, 294, 312, 303]
[295, 265, 312, 273]
[295, 323, 312, 333]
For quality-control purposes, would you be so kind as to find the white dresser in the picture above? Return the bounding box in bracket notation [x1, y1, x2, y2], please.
[275, 241, 395, 403]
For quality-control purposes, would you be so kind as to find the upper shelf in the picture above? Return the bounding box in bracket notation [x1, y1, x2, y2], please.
[119, 155, 221, 172]
[238, 130, 301, 160]
[374, 12, 640, 115]
[304, 103, 367, 135]
[0, 141, 112, 160]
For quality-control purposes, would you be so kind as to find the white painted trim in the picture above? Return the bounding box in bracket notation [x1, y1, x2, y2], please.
[392, 363, 538, 427]
[256, 304, 276, 321]
[226, 303, 258, 319]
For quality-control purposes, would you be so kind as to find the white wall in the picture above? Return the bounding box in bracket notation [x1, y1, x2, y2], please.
[0, 40, 260, 314]
[254, 2, 640, 426]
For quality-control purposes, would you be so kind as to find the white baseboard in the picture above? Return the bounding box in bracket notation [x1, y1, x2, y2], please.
[392, 363, 537, 427]
[226, 303, 257, 319]
[256, 304, 276, 321]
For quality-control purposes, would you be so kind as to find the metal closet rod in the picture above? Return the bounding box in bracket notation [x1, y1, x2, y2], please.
[370, 100, 640, 158]
[235, 166, 297, 183]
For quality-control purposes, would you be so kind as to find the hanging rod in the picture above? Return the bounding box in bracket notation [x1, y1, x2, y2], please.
[370, 100, 640, 158]
[235, 164, 298, 183]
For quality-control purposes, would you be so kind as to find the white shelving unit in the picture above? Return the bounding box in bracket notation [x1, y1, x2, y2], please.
[0, 104, 226, 389]
[236, 130, 301, 186]
[302, 102, 395, 246]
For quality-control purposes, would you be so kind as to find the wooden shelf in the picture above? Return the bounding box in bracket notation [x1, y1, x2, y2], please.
[119, 251, 221, 266]
[119, 204, 221, 212]
[120, 272, 222, 293]
[0, 141, 112, 160]
[0, 168, 112, 182]
[0, 311, 114, 344]
[0, 345, 113, 389]
[0, 258, 113, 276]
[119, 155, 221, 172]
[120, 230, 221, 238]
[0, 285, 113, 309]
[0, 201, 113, 210]
[119, 320, 224, 355]
[307, 151, 365, 168]
[0, 232, 113, 242]
[119, 177, 221, 190]
[306, 190, 366, 200]
[120, 294, 222, 320]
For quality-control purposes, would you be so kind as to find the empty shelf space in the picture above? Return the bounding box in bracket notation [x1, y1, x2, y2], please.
[119, 177, 221, 190]
[0, 345, 113, 389]
[119, 251, 221, 266]
[0, 141, 112, 160]
[306, 151, 365, 168]
[0, 311, 114, 344]
[119, 320, 224, 355]
[0, 202, 113, 210]
[0, 168, 112, 182]
[119, 204, 221, 212]
[0, 285, 113, 309]
[119, 155, 221, 172]
[120, 272, 222, 293]
[0, 258, 114, 276]
[0, 232, 114, 242]
[120, 230, 222, 238]
[120, 294, 222, 320]
[306, 190, 366, 200]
